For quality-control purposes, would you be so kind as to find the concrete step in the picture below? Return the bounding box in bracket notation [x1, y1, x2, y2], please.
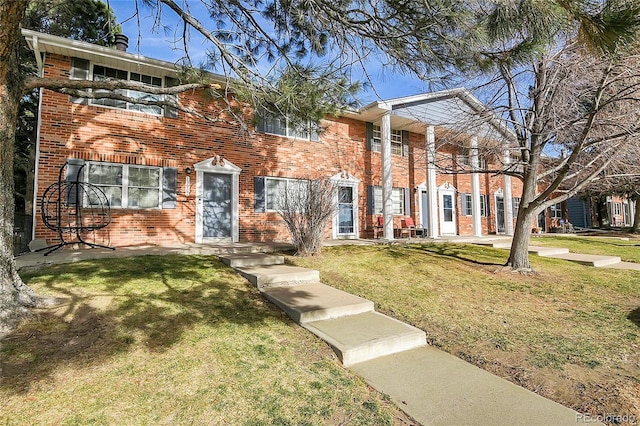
[544, 252, 622, 267]
[236, 264, 320, 288]
[219, 253, 284, 268]
[528, 246, 570, 256]
[303, 311, 427, 367]
[261, 282, 374, 323]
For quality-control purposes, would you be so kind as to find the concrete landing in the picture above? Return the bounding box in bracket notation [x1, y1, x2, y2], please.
[351, 346, 590, 426]
[542, 252, 622, 267]
[236, 264, 320, 287]
[261, 282, 374, 323]
[527, 245, 570, 256]
[606, 261, 640, 271]
[304, 311, 426, 367]
[219, 253, 284, 268]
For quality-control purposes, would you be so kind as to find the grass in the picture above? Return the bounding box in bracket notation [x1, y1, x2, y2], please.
[1, 255, 411, 426]
[290, 243, 640, 421]
[530, 234, 640, 263]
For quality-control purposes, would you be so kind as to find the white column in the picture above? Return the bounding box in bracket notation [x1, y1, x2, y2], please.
[470, 137, 482, 237]
[381, 112, 394, 240]
[503, 149, 514, 235]
[426, 126, 439, 238]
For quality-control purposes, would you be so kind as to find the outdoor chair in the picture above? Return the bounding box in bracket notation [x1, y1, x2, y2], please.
[400, 217, 417, 238]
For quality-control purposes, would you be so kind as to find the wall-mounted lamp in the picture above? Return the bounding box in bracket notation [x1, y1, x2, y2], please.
[185, 166, 193, 175]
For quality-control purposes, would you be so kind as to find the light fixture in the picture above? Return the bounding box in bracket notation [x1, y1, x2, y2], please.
[185, 166, 192, 175]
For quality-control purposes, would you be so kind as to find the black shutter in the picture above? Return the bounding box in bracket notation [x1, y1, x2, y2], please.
[254, 176, 266, 212]
[367, 185, 374, 215]
[162, 167, 177, 209]
[404, 188, 411, 216]
[366, 122, 373, 151]
[65, 159, 85, 205]
[486, 194, 491, 217]
[402, 130, 410, 157]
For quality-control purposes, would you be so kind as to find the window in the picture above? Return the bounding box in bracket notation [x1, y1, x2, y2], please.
[462, 193, 490, 216]
[549, 203, 562, 218]
[265, 177, 309, 211]
[373, 186, 404, 215]
[458, 147, 486, 168]
[257, 110, 319, 142]
[613, 202, 622, 216]
[371, 126, 403, 155]
[86, 162, 162, 209]
[462, 194, 472, 216]
[512, 197, 521, 217]
[480, 195, 490, 217]
[69, 58, 177, 117]
[371, 125, 381, 152]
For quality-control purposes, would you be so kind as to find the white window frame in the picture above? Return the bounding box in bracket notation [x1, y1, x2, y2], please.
[462, 193, 473, 216]
[371, 125, 403, 155]
[70, 58, 176, 117]
[512, 197, 521, 217]
[373, 186, 404, 215]
[265, 177, 309, 211]
[613, 202, 622, 216]
[549, 203, 562, 218]
[257, 110, 320, 142]
[85, 161, 163, 209]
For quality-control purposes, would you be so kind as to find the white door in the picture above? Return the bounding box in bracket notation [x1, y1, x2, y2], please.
[439, 190, 457, 234]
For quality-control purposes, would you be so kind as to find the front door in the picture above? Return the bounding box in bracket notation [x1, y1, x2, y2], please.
[202, 172, 232, 239]
[337, 186, 355, 236]
[496, 195, 505, 234]
[420, 190, 429, 232]
[439, 190, 456, 234]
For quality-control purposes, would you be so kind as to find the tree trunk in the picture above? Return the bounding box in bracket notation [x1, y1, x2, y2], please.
[0, 0, 38, 337]
[507, 209, 535, 271]
[633, 196, 640, 233]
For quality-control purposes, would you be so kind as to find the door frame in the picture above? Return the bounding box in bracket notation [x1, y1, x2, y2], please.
[438, 182, 457, 235]
[495, 190, 505, 234]
[330, 172, 360, 239]
[194, 156, 241, 243]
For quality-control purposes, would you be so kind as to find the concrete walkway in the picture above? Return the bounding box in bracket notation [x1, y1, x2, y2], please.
[218, 252, 589, 426]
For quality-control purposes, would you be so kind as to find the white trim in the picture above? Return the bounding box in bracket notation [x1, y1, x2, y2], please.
[426, 126, 439, 238]
[494, 189, 505, 234]
[381, 112, 394, 239]
[330, 172, 360, 239]
[438, 183, 457, 235]
[194, 156, 241, 243]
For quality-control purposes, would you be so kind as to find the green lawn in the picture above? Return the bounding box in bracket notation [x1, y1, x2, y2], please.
[530, 234, 640, 263]
[290, 243, 640, 421]
[1, 255, 410, 426]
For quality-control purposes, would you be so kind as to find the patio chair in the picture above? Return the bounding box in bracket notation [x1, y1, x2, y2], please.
[400, 217, 417, 238]
[373, 216, 384, 239]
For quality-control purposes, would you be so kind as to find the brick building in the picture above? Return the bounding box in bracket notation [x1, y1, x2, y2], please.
[24, 29, 525, 248]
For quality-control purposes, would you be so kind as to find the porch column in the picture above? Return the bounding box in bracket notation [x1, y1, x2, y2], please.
[470, 136, 482, 237]
[503, 149, 514, 235]
[426, 125, 439, 238]
[381, 112, 394, 240]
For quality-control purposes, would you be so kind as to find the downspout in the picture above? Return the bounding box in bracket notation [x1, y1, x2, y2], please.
[30, 36, 44, 243]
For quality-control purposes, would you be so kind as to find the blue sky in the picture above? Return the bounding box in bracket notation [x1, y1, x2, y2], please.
[104, 0, 430, 104]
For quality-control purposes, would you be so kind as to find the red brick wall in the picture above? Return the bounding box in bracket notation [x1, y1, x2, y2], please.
[35, 53, 525, 247]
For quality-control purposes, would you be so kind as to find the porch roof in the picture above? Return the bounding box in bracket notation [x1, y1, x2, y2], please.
[352, 88, 516, 143]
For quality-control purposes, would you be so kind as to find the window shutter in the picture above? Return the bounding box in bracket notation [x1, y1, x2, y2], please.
[367, 185, 374, 215]
[365, 122, 373, 151]
[404, 188, 411, 215]
[162, 167, 177, 209]
[485, 194, 491, 217]
[164, 77, 179, 118]
[65, 159, 85, 205]
[70, 58, 90, 104]
[402, 130, 410, 157]
[254, 176, 266, 212]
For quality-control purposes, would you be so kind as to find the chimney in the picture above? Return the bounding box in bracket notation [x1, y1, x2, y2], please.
[114, 34, 129, 52]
